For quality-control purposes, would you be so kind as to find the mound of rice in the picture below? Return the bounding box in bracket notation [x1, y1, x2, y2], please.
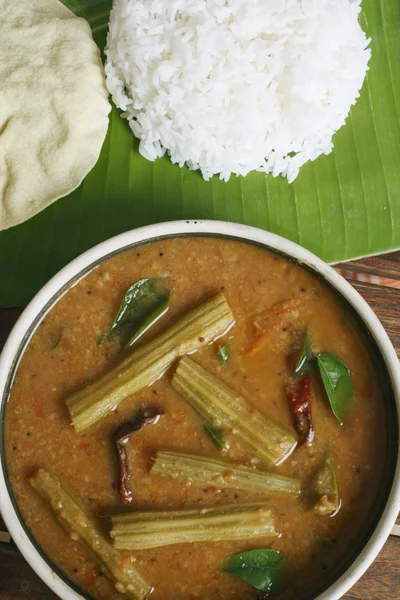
[105, 0, 370, 183]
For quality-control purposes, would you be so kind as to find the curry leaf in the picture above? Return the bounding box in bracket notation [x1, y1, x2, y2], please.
[224, 549, 287, 594]
[202, 424, 226, 451]
[317, 353, 353, 425]
[216, 343, 230, 366]
[293, 330, 315, 379]
[125, 297, 169, 348]
[108, 278, 170, 349]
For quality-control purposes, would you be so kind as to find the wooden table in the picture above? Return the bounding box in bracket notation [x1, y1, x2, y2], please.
[0, 252, 399, 600]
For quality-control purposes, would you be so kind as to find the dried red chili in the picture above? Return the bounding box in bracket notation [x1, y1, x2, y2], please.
[285, 375, 314, 446]
[113, 404, 164, 504]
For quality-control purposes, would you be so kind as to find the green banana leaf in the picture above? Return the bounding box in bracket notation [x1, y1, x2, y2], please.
[0, 0, 399, 306]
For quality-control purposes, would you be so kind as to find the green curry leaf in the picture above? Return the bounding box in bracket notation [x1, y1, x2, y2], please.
[216, 343, 231, 366]
[317, 354, 353, 425]
[224, 549, 287, 594]
[292, 330, 315, 379]
[202, 424, 226, 451]
[125, 297, 169, 348]
[108, 278, 170, 349]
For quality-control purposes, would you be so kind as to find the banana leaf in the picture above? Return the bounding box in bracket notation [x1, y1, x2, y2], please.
[0, 0, 399, 306]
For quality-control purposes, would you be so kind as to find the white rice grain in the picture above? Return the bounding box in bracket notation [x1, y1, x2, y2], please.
[105, 0, 371, 183]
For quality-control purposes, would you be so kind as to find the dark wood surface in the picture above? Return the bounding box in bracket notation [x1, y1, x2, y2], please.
[0, 253, 399, 600]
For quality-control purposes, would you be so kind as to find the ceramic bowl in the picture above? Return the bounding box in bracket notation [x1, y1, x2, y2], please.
[0, 220, 399, 600]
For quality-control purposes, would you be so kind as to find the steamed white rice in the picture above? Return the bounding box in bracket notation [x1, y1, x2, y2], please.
[105, 0, 371, 183]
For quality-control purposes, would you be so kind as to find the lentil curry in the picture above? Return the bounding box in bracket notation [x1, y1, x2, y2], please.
[4, 237, 390, 600]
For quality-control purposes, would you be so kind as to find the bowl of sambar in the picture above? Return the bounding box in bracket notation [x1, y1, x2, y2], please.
[0, 220, 399, 600]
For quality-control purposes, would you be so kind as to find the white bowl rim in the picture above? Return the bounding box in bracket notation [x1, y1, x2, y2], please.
[0, 219, 399, 600]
